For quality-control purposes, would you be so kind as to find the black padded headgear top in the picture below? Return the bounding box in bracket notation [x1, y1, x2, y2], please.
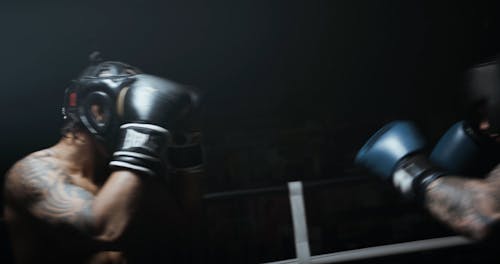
[62, 52, 142, 147]
[76, 51, 141, 80]
[464, 56, 500, 133]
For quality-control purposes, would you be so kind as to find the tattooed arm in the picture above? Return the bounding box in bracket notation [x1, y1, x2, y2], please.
[424, 165, 500, 240]
[4, 154, 145, 251]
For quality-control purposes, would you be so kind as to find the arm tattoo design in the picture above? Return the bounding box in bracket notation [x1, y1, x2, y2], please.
[5, 154, 95, 233]
[425, 176, 500, 239]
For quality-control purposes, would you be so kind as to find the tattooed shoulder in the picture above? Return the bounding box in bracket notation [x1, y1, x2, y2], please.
[5, 151, 57, 204]
[5, 151, 94, 229]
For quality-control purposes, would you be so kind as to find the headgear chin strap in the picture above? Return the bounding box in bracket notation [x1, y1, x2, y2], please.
[62, 54, 142, 148]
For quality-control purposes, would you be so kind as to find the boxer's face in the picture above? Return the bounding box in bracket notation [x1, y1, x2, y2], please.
[90, 104, 106, 124]
[478, 119, 500, 143]
[89, 103, 113, 158]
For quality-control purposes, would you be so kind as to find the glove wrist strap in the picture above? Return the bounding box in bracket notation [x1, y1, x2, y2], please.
[109, 123, 171, 176]
[393, 155, 445, 202]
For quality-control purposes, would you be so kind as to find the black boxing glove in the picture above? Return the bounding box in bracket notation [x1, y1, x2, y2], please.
[167, 87, 205, 173]
[168, 130, 204, 173]
[109, 74, 195, 176]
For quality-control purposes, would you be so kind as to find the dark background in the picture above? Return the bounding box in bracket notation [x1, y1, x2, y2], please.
[1, 1, 500, 263]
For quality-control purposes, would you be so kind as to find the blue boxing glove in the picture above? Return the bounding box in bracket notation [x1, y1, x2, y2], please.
[355, 121, 445, 199]
[430, 121, 500, 176]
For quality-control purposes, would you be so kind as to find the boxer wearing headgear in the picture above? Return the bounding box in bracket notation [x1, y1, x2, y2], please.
[355, 57, 500, 242]
[3, 53, 202, 263]
[61, 51, 143, 149]
[428, 58, 500, 175]
[464, 57, 500, 137]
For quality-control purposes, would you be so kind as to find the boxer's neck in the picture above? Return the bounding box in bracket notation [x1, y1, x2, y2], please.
[52, 131, 107, 182]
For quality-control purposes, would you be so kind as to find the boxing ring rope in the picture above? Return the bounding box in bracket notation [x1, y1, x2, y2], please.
[203, 178, 474, 264]
[203, 176, 369, 200]
[263, 236, 472, 264]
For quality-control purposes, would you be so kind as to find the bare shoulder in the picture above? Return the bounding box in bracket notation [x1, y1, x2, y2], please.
[485, 163, 500, 185]
[5, 148, 95, 231]
[4, 149, 65, 207]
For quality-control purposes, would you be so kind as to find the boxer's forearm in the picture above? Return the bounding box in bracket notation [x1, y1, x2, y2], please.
[91, 170, 145, 243]
[4, 156, 148, 251]
[424, 176, 500, 240]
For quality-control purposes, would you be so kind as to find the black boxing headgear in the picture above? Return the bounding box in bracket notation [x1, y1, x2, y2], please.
[464, 57, 500, 133]
[62, 53, 142, 147]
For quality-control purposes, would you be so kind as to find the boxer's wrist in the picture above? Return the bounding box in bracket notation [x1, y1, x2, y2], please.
[109, 123, 170, 176]
[393, 154, 446, 202]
